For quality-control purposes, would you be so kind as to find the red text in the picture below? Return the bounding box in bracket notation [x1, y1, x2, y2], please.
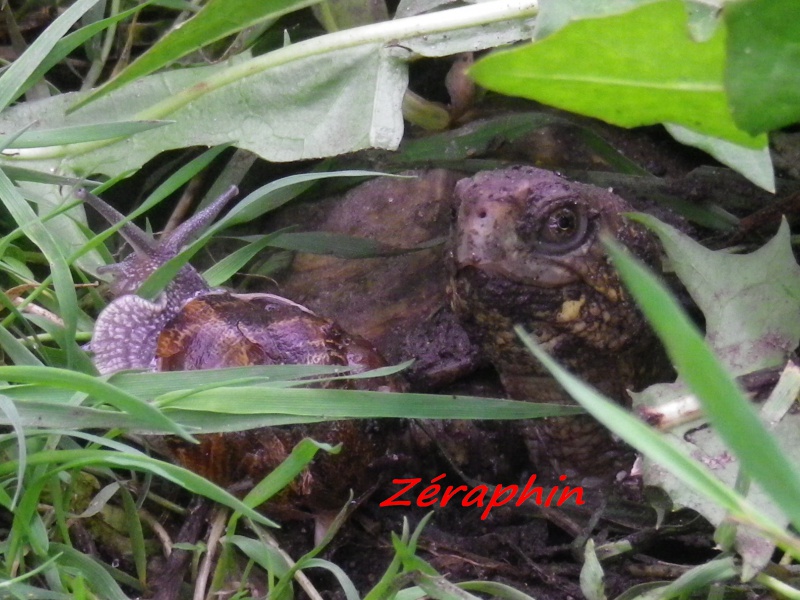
[379, 474, 584, 520]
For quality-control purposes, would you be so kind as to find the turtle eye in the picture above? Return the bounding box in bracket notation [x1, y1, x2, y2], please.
[536, 204, 590, 254]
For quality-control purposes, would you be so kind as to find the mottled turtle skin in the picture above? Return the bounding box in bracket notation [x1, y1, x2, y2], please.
[79, 187, 402, 513]
[451, 166, 668, 478]
[275, 167, 671, 482]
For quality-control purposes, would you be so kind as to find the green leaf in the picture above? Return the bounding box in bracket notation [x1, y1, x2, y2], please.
[11, 2, 154, 103]
[268, 231, 434, 259]
[601, 238, 800, 532]
[631, 215, 800, 375]
[0, 171, 81, 368]
[0, 1, 536, 178]
[0, 449, 275, 527]
[725, 0, 800, 134]
[158, 386, 584, 421]
[0, 366, 192, 441]
[471, 0, 766, 148]
[49, 544, 130, 600]
[634, 557, 737, 600]
[72, 0, 323, 112]
[579, 539, 606, 600]
[629, 215, 800, 573]
[393, 112, 649, 174]
[664, 124, 775, 192]
[203, 232, 285, 287]
[516, 326, 796, 551]
[533, 0, 652, 40]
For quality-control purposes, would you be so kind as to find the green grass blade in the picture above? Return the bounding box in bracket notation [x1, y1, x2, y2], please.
[302, 559, 360, 600]
[11, 2, 154, 103]
[1, 166, 100, 187]
[458, 581, 538, 600]
[0, 170, 80, 368]
[71, 0, 323, 112]
[0, 366, 192, 441]
[0, 449, 275, 527]
[636, 556, 737, 600]
[2, 121, 172, 149]
[0, 394, 26, 509]
[158, 386, 584, 420]
[0, 323, 43, 366]
[48, 543, 130, 600]
[0, 0, 101, 111]
[603, 237, 800, 531]
[203, 231, 286, 286]
[217, 170, 394, 228]
[515, 327, 797, 553]
[135, 170, 392, 299]
[267, 231, 435, 259]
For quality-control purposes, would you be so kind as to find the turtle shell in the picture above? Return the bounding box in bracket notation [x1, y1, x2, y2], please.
[270, 166, 674, 482]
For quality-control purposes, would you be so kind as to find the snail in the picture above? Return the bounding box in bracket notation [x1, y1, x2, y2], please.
[78, 186, 404, 517]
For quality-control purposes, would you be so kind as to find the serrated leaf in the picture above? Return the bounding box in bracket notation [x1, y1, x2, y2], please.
[632, 214, 800, 375]
[604, 222, 800, 563]
[725, 0, 800, 134]
[471, 0, 766, 149]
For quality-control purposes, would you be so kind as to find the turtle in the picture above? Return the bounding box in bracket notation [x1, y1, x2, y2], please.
[77, 186, 405, 519]
[270, 165, 673, 484]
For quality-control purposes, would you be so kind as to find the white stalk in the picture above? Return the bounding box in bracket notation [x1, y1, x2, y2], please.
[7, 0, 538, 160]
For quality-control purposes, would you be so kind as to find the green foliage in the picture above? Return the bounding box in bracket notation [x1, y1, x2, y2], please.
[473, 1, 760, 146]
[627, 218, 800, 576]
[471, 0, 800, 190]
[726, 0, 800, 134]
[72, 0, 324, 111]
[0, 0, 536, 186]
[0, 0, 799, 596]
[518, 220, 800, 594]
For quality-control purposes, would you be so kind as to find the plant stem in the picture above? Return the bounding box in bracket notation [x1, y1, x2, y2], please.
[11, 0, 538, 160]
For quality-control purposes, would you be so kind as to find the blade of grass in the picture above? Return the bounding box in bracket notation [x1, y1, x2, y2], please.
[603, 236, 800, 531]
[157, 386, 584, 420]
[72, 0, 324, 111]
[1, 449, 276, 526]
[636, 556, 737, 600]
[134, 170, 390, 299]
[516, 327, 800, 556]
[0, 366, 192, 441]
[3, 121, 173, 149]
[0, 394, 26, 509]
[0, 0, 102, 111]
[0, 170, 80, 368]
[11, 2, 155, 103]
[203, 230, 286, 286]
